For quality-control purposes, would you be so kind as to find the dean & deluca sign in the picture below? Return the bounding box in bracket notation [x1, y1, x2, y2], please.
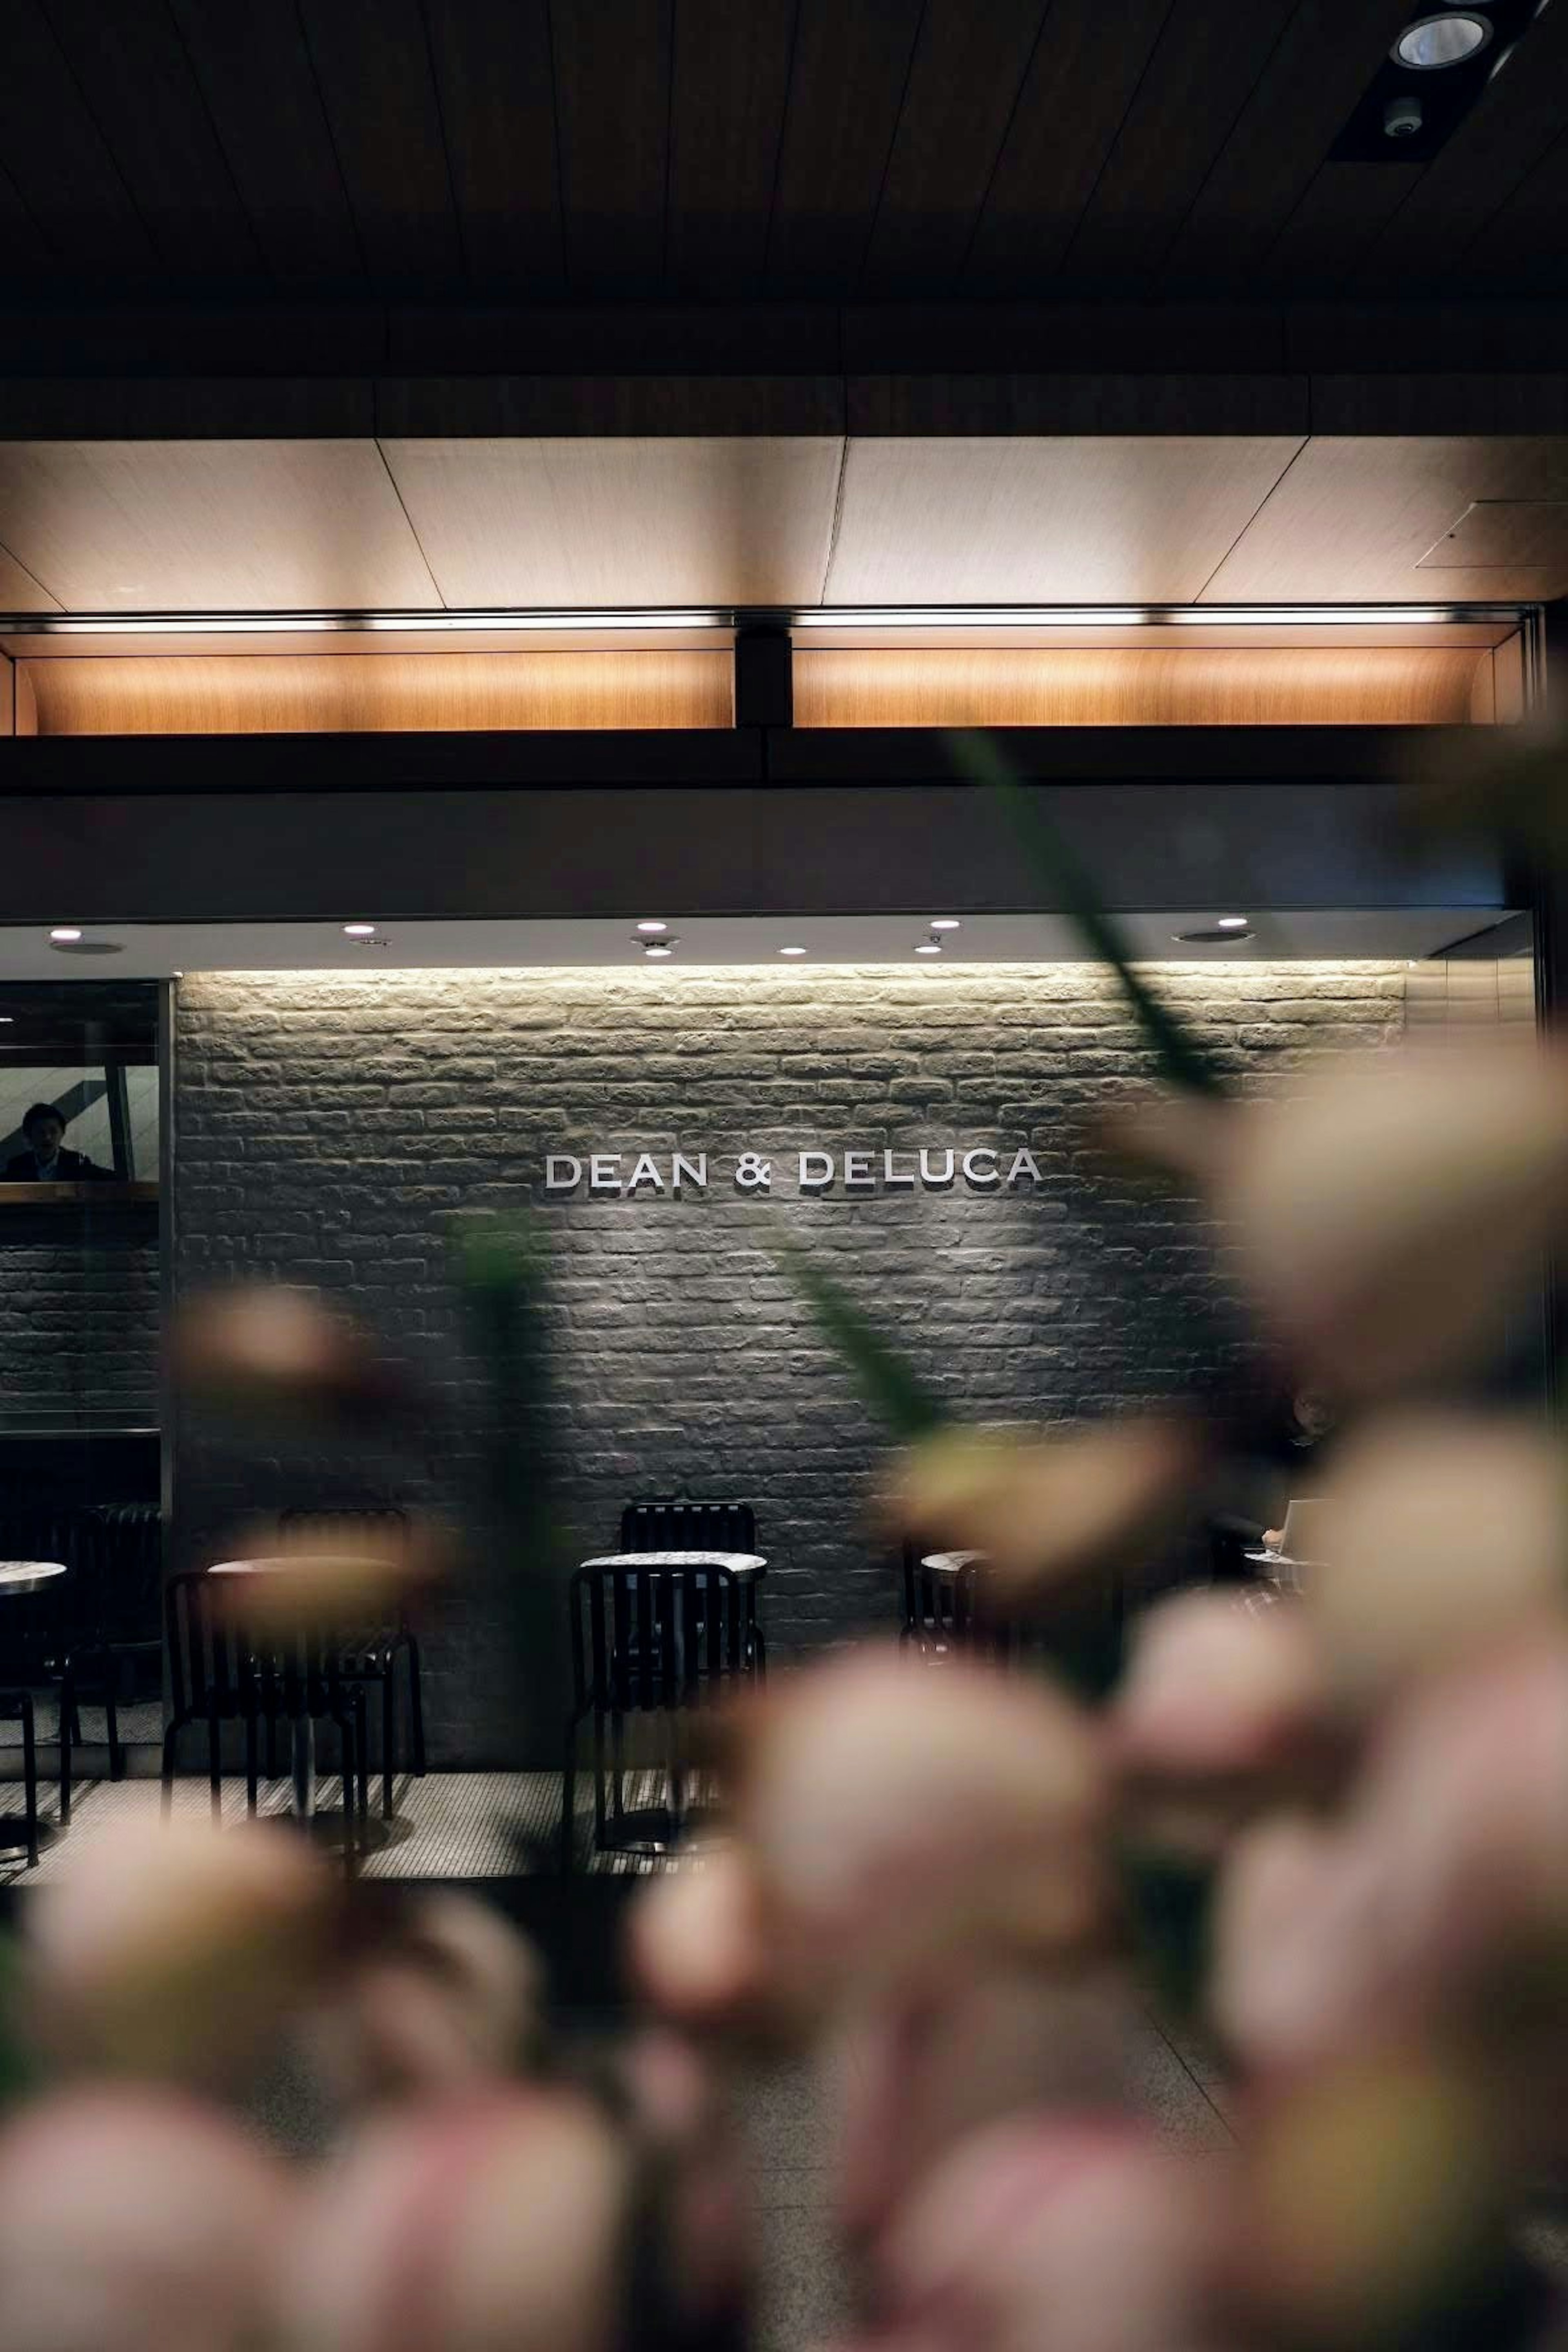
[543, 1145, 1044, 1196]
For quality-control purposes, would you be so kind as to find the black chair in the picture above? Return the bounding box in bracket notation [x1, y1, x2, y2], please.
[0, 1689, 39, 1869]
[898, 1541, 1022, 1664]
[620, 1497, 764, 1675]
[58, 1503, 163, 1821]
[562, 1554, 760, 1873]
[161, 1570, 368, 1838]
[278, 1507, 426, 1819]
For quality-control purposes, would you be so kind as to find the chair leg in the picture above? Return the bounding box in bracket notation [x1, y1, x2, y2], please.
[403, 1633, 426, 1775]
[264, 1707, 279, 1780]
[561, 1721, 578, 1877]
[354, 1689, 370, 1824]
[160, 1722, 181, 1818]
[105, 1684, 122, 1782]
[22, 1696, 38, 1869]
[594, 1710, 610, 1847]
[58, 1663, 74, 1825]
[380, 1669, 396, 1820]
[245, 1708, 259, 1817]
[207, 1709, 223, 1825]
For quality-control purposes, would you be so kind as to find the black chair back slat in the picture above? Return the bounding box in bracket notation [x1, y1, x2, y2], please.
[619, 1498, 756, 1556]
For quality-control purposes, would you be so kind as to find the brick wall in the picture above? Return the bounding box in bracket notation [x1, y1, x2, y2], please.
[172, 962, 1405, 1765]
[0, 1223, 159, 1430]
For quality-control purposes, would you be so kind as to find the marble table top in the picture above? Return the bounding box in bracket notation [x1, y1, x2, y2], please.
[581, 1550, 767, 1579]
[0, 1560, 67, 1597]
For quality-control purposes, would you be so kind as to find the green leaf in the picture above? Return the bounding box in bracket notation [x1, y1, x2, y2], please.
[947, 729, 1229, 1100]
[773, 1232, 946, 1441]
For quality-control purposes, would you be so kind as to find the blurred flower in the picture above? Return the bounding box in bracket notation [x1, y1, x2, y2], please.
[1105, 1045, 1568, 1398]
[0, 2085, 296, 2352]
[626, 1851, 772, 2038]
[1214, 1633, 1568, 2078]
[735, 1646, 1111, 2017]
[307, 1891, 543, 2108]
[1229, 2049, 1510, 2350]
[619, 2028, 756, 2340]
[169, 1281, 417, 1431]
[835, 1969, 1145, 2250]
[884, 1417, 1203, 1605]
[874, 2113, 1231, 2352]
[1111, 1590, 1337, 1855]
[275, 2087, 628, 2352]
[27, 1819, 333, 2092]
[206, 1513, 447, 1636]
[1305, 1412, 1568, 1701]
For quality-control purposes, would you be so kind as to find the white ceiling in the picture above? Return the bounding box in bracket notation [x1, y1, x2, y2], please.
[0, 911, 1525, 980]
[0, 435, 1563, 615]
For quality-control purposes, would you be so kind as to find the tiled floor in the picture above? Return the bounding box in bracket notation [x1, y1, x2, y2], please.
[0, 1764, 706, 1883]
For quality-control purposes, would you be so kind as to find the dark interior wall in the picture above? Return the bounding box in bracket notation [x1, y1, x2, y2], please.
[171, 961, 1404, 1766]
[0, 1221, 159, 1431]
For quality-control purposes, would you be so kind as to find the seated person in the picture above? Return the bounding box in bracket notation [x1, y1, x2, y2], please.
[1211, 1390, 1336, 1582]
[3, 1101, 112, 1181]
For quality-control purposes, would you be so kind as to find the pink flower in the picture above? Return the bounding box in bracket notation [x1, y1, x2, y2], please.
[619, 2029, 756, 2337]
[275, 2088, 629, 2352]
[1214, 1632, 1568, 2077]
[1111, 1590, 1334, 1852]
[307, 1891, 543, 2108]
[0, 2086, 296, 2352]
[626, 1850, 772, 2036]
[169, 1281, 416, 1430]
[885, 1417, 1203, 1604]
[1108, 1045, 1568, 1399]
[835, 1969, 1146, 2249]
[736, 1646, 1110, 2015]
[874, 2114, 1231, 2352]
[1305, 1412, 1568, 1701]
[27, 1818, 333, 2091]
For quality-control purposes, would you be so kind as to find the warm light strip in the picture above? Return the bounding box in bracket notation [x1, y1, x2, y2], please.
[791, 604, 1517, 629]
[0, 608, 729, 637]
[0, 601, 1531, 639]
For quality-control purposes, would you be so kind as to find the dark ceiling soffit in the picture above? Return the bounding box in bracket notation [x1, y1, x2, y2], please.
[0, 301, 1565, 437]
[0, 724, 1421, 794]
[0, 782, 1500, 927]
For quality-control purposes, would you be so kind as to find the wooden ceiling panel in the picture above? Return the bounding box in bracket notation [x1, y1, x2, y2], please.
[552, 0, 672, 293]
[765, 0, 925, 293]
[1466, 130, 1568, 292]
[826, 436, 1303, 604]
[0, 540, 60, 614]
[795, 645, 1492, 728]
[423, 0, 563, 292]
[1163, 0, 1412, 283]
[1265, 161, 1423, 288]
[962, 0, 1174, 291]
[0, 1, 156, 275]
[296, 0, 463, 286]
[379, 436, 844, 606]
[0, 442, 441, 611]
[666, 0, 796, 293]
[1204, 437, 1568, 601]
[1062, 0, 1300, 283]
[169, 0, 363, 286]
[1356, 7, 1568, 287]
[42, 0, 263, 281]
[858, 0, 1048, 294]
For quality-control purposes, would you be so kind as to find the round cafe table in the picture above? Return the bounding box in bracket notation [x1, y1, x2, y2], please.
[1243, 1548, 1321, 1595]
[0, 1562, 67, 1858]
[210, 1557, 384, 1843]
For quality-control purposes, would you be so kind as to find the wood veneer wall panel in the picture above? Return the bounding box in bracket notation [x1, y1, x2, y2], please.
[0, 653, 11, 736]
[793, 646, 1493, 728]
[21, 650, 733, 736]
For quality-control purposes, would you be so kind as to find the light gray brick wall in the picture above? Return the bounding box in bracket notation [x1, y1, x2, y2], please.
[172, 963, 1405, 1764]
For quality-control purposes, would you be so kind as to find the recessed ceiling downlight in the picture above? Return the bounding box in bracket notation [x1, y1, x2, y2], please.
[779, 945, 808, 958]
[1393, 12, 1491, 67]
[49, 927, 82, 943]
[342, 921, 378, 939]
[635, 920, 668, 935]
[1174, 924, 1254, 945]
[1216, 916, 1250, 931]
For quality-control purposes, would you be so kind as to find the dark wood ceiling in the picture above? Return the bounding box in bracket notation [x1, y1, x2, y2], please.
[0, 0, 1563, 303]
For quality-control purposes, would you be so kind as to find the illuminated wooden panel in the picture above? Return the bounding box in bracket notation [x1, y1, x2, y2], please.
[793, 646, 1492, 728]
[21, 650, 733, 735]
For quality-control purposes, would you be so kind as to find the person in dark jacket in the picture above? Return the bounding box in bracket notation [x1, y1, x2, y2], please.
[3, 1102, 111, 1181]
